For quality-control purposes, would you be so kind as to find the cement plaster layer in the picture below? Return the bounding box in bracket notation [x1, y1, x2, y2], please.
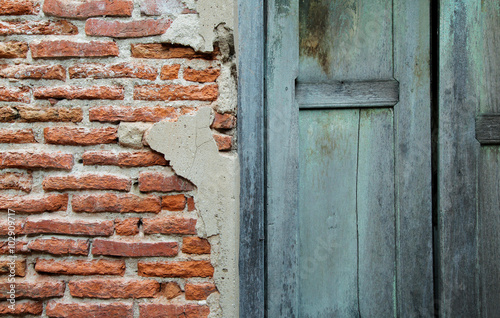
[147, 107, 239, 318]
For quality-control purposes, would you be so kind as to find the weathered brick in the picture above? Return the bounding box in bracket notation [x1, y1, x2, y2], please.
[46, 302, 133, 318]
[0, 20, 77, 35]
[69, 279, 159, 298]
[134, 84, 218, 101]
[43, 0, 132, 18]
[34, 85, 124, 100]
[86, 18, 171, 38]
[44, 127, 118, 146]
[69, 62, 157, 80]
[159, 281, 181, 299]
[140, 0, 189, 16]
[0, 41, 28, 58]
[90, 105, 176, 123]
[115, 218, 140, 236]
[184, 67, 220, 82]
[182, 237, 210, 254]
[25, 219, 114, 236]
[43, 174, 130, 192]
[139, 261, 214, 278]
[160, 64, 180, 80]
[143, 217, 196, 235]
[131, 43, 218, 59]
[0, 86, 30, 102]
[0, 240, 29, 254]
[0, 129, 36, 143]
[0, 259, 26, 276]
[187, 197, 195, 211]
[0, 194, 68, 214]
[31, 40, 119, 58]
[0, 281, 65, 299]
[139, 172, 195, 193]
[28, 238, 89, 255]
[0, 64, 65, 80]
[213, 134, 232, 151]
[0, 301, 42, 316]
[0, 106, 17, 122]
[35, 259, 125, 275]
[185, 283, 217, 300]
[92, 239, 178, 257]
[212, 113, 236, 129]
[0, 0, 40, 15]
[139, 304, 210, 318]
[0, 152, 73, 170]
[162, 194, 186, 211]
[0, 220, 24, 236]
[72, 193, 161, 213]
[17, 105, 82, 122]
[82, 151, 168, 167]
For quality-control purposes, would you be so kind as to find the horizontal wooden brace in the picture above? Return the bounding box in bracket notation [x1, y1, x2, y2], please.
[476, 114, 500, 144]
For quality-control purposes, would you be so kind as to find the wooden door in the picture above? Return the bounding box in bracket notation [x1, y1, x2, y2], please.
[266, 0, 433, 316]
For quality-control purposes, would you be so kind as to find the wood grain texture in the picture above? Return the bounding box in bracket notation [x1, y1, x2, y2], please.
[296, 81, 399, 108]
[476, 114, 500, 144]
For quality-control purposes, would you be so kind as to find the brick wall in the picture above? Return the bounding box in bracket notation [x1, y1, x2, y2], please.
[0, 0, 236, 316]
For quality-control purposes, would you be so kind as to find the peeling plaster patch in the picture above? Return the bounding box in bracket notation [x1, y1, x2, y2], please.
[197, 0, 234, 52]
[160, 14, 205, 51]
[146, 107, 239, 318]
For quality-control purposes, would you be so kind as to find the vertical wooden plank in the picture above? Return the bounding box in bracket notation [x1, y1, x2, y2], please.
[438, 0, 480, 316]
[393, 0, 434, 316]
[298, 109, 360, 317]
[357, 108, 396, 317]
[266, 0, 299, 316]
[237, 0, 265, 316]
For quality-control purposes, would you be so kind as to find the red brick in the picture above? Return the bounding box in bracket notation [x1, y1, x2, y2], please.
[140, 0, 187, 16]
[47, 302, 133, 318]
[43, 174, 130, 191]
[213, 134, 232, 151]
[0, 86, 30, 102]
[31, 40, 119, 58]
[17, 105, 83, 122]
[212, 113, 236, 129]
[162, 194, 186, 211]
[131, 43, 218, 59]
[86, 18, 171, 38]
[35, 259, 125, 275]
[0, 301, 42, 316]
[160, 64, 180, 80]
[72, 193, 161, 213]
[0, 220, 25, 236]
[139, 261, 213, 278]
[0, 240, 29, 254]
[34, 85, 124, 100]
[0, 20, 77, 36]
[92, 239, 178, 257]
[0, 41, 28, 58]
[82, 151, 168, 167]
[143, 217, 196, 235]
[0, 106, 17, 122]
[28, 238, 89, 255]
[187, 197, 195, 211]
[43, 0, 132, 18]
[0, 64, 65, 80]
[0, 129, 36, 143]
[69, 279, 159, 298]
[0, 259, 26, 276]
[0, 281, 65, 299]
[44, 127, 117, 146]
[139, 304, 210, 318]
[115, 218, 140, 236]
[139, 172, 195, 193]
[0, 173, 31, 192]
[134, 84, 218, 101]
[90, 105, 176, 123]
[185, 283, 217, 300]
[25, 219, 114, 236]
[184, 67, 220, 83]
[0, 0, 40, 15]
[69, 62, 157, 80]
[159, 281, 181, 299]
[0, 194, 67, 214]
[182, 237, 210, 254]
[0, 152, 73, 170]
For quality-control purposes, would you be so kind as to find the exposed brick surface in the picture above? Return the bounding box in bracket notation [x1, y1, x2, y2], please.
[0, 129, 36, 143]
[0, 86, 30, 102]
[131, 43, 219, 59]
[0, 301, 43, 315]
[140, 0, 188, 16]
[143, 217, 196, 235]
[28, 238, 89, 255]
[0, 64, 66, 80]
[0, 41, 28, 58]
[86, 18, 171, 38]
[139, 303, 210, 318]
[0, 0, 40, 15]
[92, 239, 178, 257]
[72, 193, 161, 213]
[0, 259, 26, 276]
[159, 64, 180, 80]
[69, 279, 159, 298]
[35, 259, 125, 275]
[17, 105, 83, 122]
[43, 174, 130, 191]
[0, 106, 17, 122]
[43, 0, 133, 18]
[134, 83, 218, 101]
[115, 218, 140, 236]
[182, 237, 211, 254]
[213, 134, 233, 151]
[138, 261, 214, 278]
[185, 283, 217, 300]
[44, 127, 118, 146]
[0, 240, 29, 254]
[0, 220, 25, 236]
[0, 152, 73, 169]
[159, 281, 181, 299]
[0, 194, 68, 213]
[0, 20, 77, 36]
[0, 173, 31, 192]
[31, 40, 119, 58]
[82, 151, 168, 167]
[184, 67, 220, 82]
[212, 113, 237, 129]
[46, 302, 134, 318]
[162, 194, 186, 211]
[34, 85, 124, 100]
[69, 63, 157, 80]
[0, 281, 65, 299]
[24, 219, 114, 236]
[90, 105, 176, 122]
[139, 172, 195, 192]
[187, 197, 195, 211]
